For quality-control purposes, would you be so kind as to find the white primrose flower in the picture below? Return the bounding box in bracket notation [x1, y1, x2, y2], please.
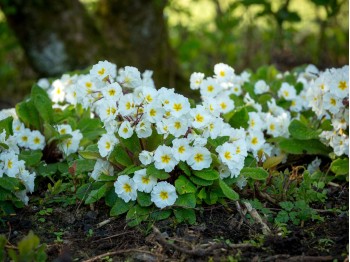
[240, 71, 251, 83]
[214, 63, 234, 81]
[28, 130, 45, 150]
[118, 121, 134, 139]
[49, 79, 66, 103]
[187, 146, 212, 170]
[90, 60, 117, 81]
[118, 94, 136, 116]
[154, 145, 178, 172]
[204, 118, 224, 139]
[90, 159, 114, 181]
[278, 82, 297, 101]
[17, 128, 32, 148]
[323, 92, 342, 115]
[12, 119, 25, 134]
[136, 119, 152, 138]
[216, 94, 235, 114]
[141, 86, 158, 104]
[202, 97, 220, 116]
[59, 130, 83, 156]
[151, 181, 178, 209]
[190, 105, 212, 129]
[254, 80, 270, 94]
[104, 119, 119, 134]
[1, 152, 23, 178]
[230, 83, 242, 96]
[97, 99, 118, 123]
[101, 82, 122, 102]
[114, 175, 137, 203]
[98, 133, 119, 158]
[332, 134, 349, 156]
[139, 150, 154, 165]
[330, 66, 348, 99]
[218, 164, 231, 179]
[290, 96, 304, 112]
[133, 169, 157, 193]
[144, 101, 165, 123]
[19, 170, 36, 193]
[56, 124, 73, 135]
[246, 131, 265, 152]
[166, 116, 189, 138]
[216, 142, 246, 170]
[248, 112, 264, 131]
[200, 77, 220, 97]
[172, 138, 191, 162]
[190, 72, 205, 90]
[166, 94, 191, 118]
[156, 119, 170, 137]
[77, 75, 98, 97]
[118, 66, 142, 89]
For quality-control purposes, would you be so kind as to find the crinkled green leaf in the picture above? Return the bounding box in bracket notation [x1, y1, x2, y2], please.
[175, 193, 196, 208]
[146, 164, 170, 180]
[175, 175, 197, 195]
[193, 169, 219, 180]
[330, 158, 349, 176]
[288, 119, 320, 140]
[218, 179, 239, 200]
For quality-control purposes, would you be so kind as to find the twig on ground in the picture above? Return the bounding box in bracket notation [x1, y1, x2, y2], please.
[243, 201, 271, 234]
[95, 217, 117, 228]
[83, 249, 157, 262]
[91, 231, 133, 243]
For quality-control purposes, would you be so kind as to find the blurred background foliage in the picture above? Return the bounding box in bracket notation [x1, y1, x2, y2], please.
[0, 0, 348, 107]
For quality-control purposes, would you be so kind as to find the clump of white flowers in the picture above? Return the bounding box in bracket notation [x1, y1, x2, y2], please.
[0, 110, 44, 204]
[305, 66, 349, 156]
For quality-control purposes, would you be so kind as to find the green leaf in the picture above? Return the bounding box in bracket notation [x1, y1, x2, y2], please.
[137, 192, 152, 207]
[105, 188, 118, 207]
[0, 116, 13, 137]
[175, 175, 197, 195]
[229, 107, 249, 129]
[77, 118, 105, 140]
[118, 165, 143, 176]
[74, 159, 96, 174]
[175, 193, 196, 208]
[240, 167, 268, 180]
[36, 162, 58, 177]
[263, 154, 285, 169]
[110, 197, 134, 216]
[16, 100, 40, 130]
[109, 145, 133, 167]
[174, 208, 196, 224]
[85, 183, 109, 204]
[218, 179, 239, 200]
[0, 177, 20, 191]
[275, 210, 290, 223]
[31, 85, 53, 124]
[189, 176, 213, 186]
[178, 161, 191, 176]
[330, 158, 349, 176]
[278, 138, 331, 155]
[197, 188, 207, 200]
[288, 119, 320, 140]
[79, 144, 100, 160]
[146, 164, 170, 180]
[119, 133, 142, 154]
[18, 150, 42, 166]
[193, 169, 219, 180]
[280, 201, 294, 211]
[126, 205, 150, 227]
[207, 136, 230, 147]
[150, 209, 172, 221]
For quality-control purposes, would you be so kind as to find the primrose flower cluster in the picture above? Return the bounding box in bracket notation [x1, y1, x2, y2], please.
[41, 61, 252, 208]
[305, 66, 349, 156]
[0, 109, 45, 204]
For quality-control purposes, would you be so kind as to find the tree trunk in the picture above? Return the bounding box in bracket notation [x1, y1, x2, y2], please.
[95, 0, 179, 88]
[0, 0, 108, 76]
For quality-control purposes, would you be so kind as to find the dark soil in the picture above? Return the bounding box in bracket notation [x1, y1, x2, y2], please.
[1, 184, 348, 262]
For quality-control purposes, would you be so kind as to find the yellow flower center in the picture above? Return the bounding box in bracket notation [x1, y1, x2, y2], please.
[174, 122, 181, 129]
[220, 102, 227, 110]
[21, 136, 28, 142]
[195, 114, 204, 123]
[220, 71, 225, 77]
[141, 176, 150, 184]
[160, 191, 168, 200]
[224, 151, 231, 160]
[338, 81, 347, 90]
[173, 103, 183, 112]
[178, 146, 185, 154]
[108, 89, 116, 96]
[251, 137, 258, 145]
[7, 160, 12, 169]
[123, 183, 132, 193]
[161, 154, 171, 164]
[194, 153, 203, 163]
[207, 85, 214, 92]
[34, 137, 41, 144]
[330, 98, 337, 106]
[98, 68, 106, 76]
[283, 91, 289, 97]
[236, 147, 241, 154]
[150, 109, 156, 117]
[105, 142, 111, 150]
